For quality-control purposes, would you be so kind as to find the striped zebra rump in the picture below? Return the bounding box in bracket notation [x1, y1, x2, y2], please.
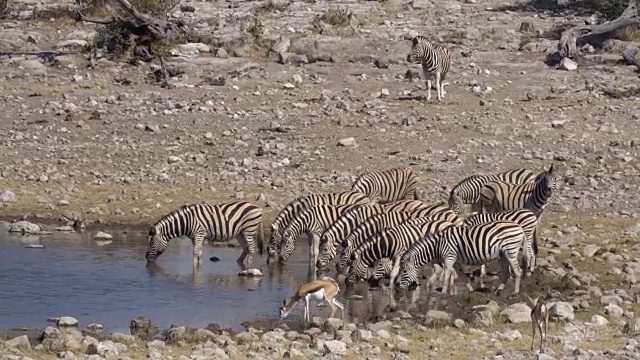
[381, 199, 431, 212]
[464, 208, 539, 275]
[351, 167, 419, 204]
[267, 191, 371, 260]
[146, 201, 264, 267]
[409, 207, 463, 226]
[279, 204, 362, 262]
[479, 164, 562, 217]
[448, 168, 536, 215]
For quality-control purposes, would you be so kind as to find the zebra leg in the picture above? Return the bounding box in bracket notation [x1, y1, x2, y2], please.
[311, 233, 321, 273]
[453, 262, 473, 295]
[388, 257, 401, 289]
[507, 254, 522, 294]
[441, 264, 453, 295]
[192, 233, 205, 269]
[435, 71, 443, 101]
[237, 234, 253, 269]
[479, 264, 486, 288]
[426, 79, 432, 101]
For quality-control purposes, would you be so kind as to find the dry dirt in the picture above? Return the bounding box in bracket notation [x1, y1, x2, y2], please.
[2, 0, 640, 358]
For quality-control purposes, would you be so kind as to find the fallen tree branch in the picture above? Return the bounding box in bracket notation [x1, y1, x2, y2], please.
[558, 0, 640, 59]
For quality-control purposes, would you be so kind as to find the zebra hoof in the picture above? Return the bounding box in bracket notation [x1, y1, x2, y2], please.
[210, 256, 221, 262]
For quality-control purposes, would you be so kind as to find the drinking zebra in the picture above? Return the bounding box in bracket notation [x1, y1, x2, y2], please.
[351, 167, 419, 204]
[464, 209, 539, 277]
[334, 207, 460, 275]
[345, 218, 456, 287]
[479, 164, 562, 217]
[145, 202, 264, 270]
[316, 200, 446, 271]
[448, 168, 536, 215]
[406, 35, 452, 101]
[395, 221, 525, 295]
[267, 191, 371, 264]
[277, 204, 362, 271]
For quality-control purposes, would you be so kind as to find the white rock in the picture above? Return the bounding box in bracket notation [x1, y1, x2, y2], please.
[55, 39, 88, 51]
[323, 340, 347, 354]
[94, 231, 113, 240]
[9, 221, 41, 234]
[238, 268, 263, 277]
[500, 303, 532, 323]
[588, 314, 609, 326]
[57, 316, 79, 327]
[549, 302, 575, 321]
[0, 190, 16, 202]
[338, 137, 357, 147]
[558, 57, 578, 71]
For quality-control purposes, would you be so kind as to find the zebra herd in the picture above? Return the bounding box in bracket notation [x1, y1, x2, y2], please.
[145, 164, 563, 296]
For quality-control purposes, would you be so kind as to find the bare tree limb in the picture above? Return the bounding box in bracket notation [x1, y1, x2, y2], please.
[558, 0, 640, 59]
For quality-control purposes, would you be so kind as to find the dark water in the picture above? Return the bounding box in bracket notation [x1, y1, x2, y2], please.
[0, 229, 398, 334]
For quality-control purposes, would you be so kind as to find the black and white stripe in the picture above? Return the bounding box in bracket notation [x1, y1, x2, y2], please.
[406, 35, 452, 101]
[396, 221, 525, 295]
[146, 202, 264, 269]
[464, 209, 539, 276]
[316, 199, 440, 270]
[351, 167, 419, 204]
[278, 204, 362, 270]
[345, 218, 455, 286]
[479, 164, 562, 218]
[334, 207, 460, 274]
[267, 191, 371, 263]
[448, 168, 536, 215]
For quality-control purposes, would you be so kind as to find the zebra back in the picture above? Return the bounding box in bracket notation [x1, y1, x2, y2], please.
[351, 167, 419, 204]
[283, 204, 363, 241]
[382, 199, 430, 212]
[268, 191, 371, 254]
[464, 209, 537, 246]
[448, 220, 525, 266]
[320, 204, 387, 247]
[409, 207, 463, 226]
[448, 168, 536, 210]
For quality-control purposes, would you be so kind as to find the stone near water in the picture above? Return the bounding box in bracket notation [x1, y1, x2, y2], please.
[95, 240, 112, 246]
[57, 316, 79, 327]
[210, 256, 221, 262]
[9, 221, 42, 234]
[94, 231, 113, 240]
[238, 268, 263, 277]
[25, 244, 45, 249]
[55, 225, 75, 232]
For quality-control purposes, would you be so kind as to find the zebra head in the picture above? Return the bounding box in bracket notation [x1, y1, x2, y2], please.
[278, 228, 296, 263]
[396, 255, 418, 291]
[317, 240, 332, 269]
[336, 247, 352, 274]
[448, 191, 464, 215]
[145, 226, 166, 262]
[266, 227, 282, 264]
[406, 36, 432, 64]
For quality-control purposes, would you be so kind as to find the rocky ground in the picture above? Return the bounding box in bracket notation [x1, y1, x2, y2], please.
[2, 0, 640, 358]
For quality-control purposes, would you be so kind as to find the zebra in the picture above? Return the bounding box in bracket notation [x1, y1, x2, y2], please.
[351, 167, 419, 204]
[267, 191, 371, 264]
[345, 218, 456, 287]
[145, 202, 264, 270]
[316, 200, 442, 270]
[277, 204, 363, 271]
[448, 168, 536, 215]
[335, 207, 461, 275]
[395, 221, 525, 295]
[479, 164, 562, 218]
[406, 35, 452, 102]
[464, 209, 539, 277]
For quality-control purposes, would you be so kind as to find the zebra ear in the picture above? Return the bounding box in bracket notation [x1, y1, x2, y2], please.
[149, 228, 156, 237]
[548, 164, 554, 174]
[411, 36, 420, 45]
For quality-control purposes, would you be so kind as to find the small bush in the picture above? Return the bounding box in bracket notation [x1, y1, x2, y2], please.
[585, 0, 628, 21]
[319, 6, 353, 27]
[245, 16, 264, 42]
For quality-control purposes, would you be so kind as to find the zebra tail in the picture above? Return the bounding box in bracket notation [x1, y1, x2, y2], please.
[257, 218, 265, 256]
[532, 228, 539, 256]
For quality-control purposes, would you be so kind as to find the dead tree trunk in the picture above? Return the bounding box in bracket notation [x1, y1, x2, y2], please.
[72, 0, 185, 60]
[558, 0, 640, 59]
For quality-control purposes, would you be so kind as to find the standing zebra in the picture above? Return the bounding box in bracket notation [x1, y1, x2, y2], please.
[145, 202, 264, 270]
[395, 221, 525, 295]
[448, 168, 536, 215]
[345, 218, 456, 287]
[464, 209, 539, 277]
[479, 164, 562, 218]
[267, 191, 371, 264]
[316, 200, 446, 271]
[278, 204, 362, 272]
[335, 208, 461, 275]
[351, 167, 419, 204]
[406, 35, 452, 102]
